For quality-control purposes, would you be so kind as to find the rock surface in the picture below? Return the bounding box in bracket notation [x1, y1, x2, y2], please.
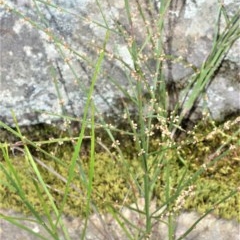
[0, 207, 239, 240]
[0, 0, 239, 126]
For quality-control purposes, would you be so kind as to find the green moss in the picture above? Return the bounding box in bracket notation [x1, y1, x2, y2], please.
[0, 152, 131, 216]
[184, 179, 240, 220]
[0, 117, 239, 221]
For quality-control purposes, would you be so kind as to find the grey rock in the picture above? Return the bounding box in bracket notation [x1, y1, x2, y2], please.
[0, 208, 239, 240]
[0, 0, 239, 126]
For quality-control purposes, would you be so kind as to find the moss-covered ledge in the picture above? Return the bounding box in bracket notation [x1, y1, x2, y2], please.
[0, 116, 239, 221]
